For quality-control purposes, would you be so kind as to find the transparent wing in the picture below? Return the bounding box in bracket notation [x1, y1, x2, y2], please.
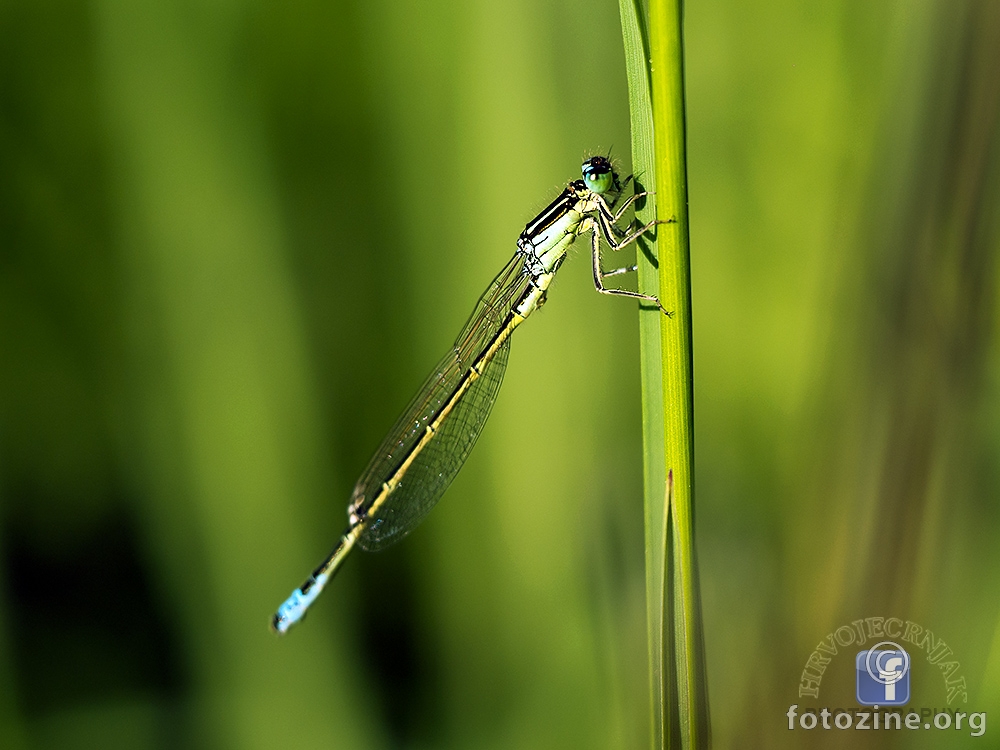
[358, 337, 510, 551]
[348, 252, 529, 550]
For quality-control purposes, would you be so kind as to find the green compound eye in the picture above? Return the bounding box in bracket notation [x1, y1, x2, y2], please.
[581, 157, 615, 194]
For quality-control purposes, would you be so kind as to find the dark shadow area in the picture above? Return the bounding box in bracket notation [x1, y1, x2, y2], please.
[1, 497, 187, 716]
[355, 544, 441, 748]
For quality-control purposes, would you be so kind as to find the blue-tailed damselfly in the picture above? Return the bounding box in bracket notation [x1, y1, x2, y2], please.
[272, 155, 668, 633]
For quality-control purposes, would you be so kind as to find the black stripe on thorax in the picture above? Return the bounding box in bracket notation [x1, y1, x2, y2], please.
[520, 185, 579, 242]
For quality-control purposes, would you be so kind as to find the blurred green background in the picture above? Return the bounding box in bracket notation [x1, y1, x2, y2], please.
[2, 0, 999, 748]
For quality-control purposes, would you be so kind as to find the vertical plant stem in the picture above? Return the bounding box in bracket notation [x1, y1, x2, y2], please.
[617, 0, 669, 746]
[647, 1, 708, 747]
[618, 0, 709, 747]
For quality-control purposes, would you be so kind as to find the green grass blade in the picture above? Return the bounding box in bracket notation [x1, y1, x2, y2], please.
[617, 0, 710, 747]
[617, 1, 669, 746]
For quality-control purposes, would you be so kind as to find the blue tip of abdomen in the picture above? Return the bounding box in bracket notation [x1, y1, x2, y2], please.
[270, 573, 329, 635]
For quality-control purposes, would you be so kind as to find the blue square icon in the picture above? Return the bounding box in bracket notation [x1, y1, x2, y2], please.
[856, 644, 910, 706]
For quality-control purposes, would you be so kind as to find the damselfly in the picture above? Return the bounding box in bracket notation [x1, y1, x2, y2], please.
[271, 155, 668, 633]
